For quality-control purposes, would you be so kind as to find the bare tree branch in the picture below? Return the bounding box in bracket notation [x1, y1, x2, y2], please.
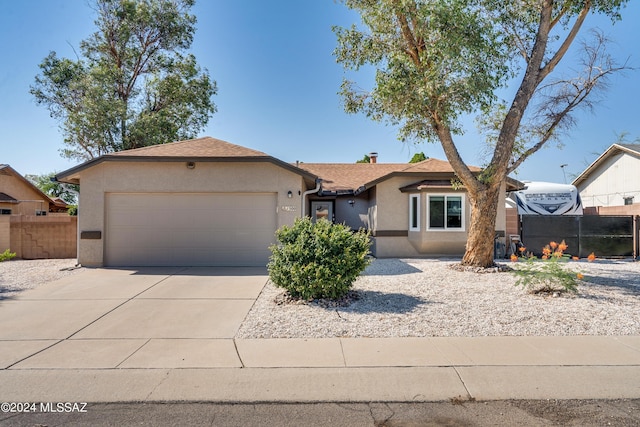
[508, 30, 631, 173]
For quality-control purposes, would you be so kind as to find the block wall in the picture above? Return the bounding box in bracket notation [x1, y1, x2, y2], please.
[8, 215, 77, 259]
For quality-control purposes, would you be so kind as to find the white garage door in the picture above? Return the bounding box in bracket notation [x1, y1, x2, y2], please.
[105, 193, 277, 266]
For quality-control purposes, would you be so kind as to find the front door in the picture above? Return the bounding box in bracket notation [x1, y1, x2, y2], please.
[311, 201, 333, 223]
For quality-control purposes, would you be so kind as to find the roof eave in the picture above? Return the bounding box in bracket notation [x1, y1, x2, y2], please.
[362, 170, 476, 192]
[505, 176, 524, 192]
[571, 143, 627, 187]
[55, 155, 318, 184]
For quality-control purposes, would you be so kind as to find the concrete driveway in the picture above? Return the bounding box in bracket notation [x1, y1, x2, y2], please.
[0, 267, 267, 370]
[2, 265, 640, 404]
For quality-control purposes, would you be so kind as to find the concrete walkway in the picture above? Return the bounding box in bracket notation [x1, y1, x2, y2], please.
[1, 267, 639, 402]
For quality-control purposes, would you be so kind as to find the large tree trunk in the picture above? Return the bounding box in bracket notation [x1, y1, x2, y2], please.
[461, 184, 501, 268]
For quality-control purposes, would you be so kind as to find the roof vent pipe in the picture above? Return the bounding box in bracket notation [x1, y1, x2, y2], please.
[369, 152, 378, 164]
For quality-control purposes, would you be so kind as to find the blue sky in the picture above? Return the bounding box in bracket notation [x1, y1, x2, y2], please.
[1, 0, 639, 184]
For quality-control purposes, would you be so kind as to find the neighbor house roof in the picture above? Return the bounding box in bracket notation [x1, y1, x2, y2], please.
[572, 143, 640, 187]
[298, 159, 481, 194]
[0, 164, 61, 209]
[55, 137, 318, 184]
[0, 192, 18, 202]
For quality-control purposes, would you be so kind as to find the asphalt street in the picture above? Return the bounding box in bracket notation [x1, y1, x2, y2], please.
[1, 400, 640, 426]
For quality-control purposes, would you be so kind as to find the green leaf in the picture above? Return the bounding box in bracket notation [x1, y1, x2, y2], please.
[30, 0, 216, 161]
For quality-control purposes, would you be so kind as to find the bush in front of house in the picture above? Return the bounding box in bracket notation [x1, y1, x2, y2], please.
[268, 217, 371, 300]
[512, 240, 595, 294]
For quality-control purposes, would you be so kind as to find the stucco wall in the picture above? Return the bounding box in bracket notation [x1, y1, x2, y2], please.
[333, 194, 370, 230]
[373, 236, 420, 257]
[374, 177, 417, 231]
[496, 181, 507, 234]
[578, 152, 640, 207]
[76, 161, 306, 266]
[375, 179, 509, 257]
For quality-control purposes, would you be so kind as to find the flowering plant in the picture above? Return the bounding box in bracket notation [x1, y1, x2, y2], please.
[511, 240, 595, 294]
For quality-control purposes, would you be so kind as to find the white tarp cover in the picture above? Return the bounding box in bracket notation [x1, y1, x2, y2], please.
[512, 182, 583, 215]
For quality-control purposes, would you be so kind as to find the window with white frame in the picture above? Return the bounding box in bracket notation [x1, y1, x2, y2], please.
[409, 194, 420, 231]
[427, 194, 464, 230]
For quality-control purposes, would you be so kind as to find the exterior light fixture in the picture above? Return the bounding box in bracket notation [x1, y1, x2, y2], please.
[560, 164, 568, 183]
[186, 162, 196, 169]
[287, 191, 293, 198]
[348, 199, 355, 207]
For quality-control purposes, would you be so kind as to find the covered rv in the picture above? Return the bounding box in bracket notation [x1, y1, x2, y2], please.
[511, 181, 583, 215]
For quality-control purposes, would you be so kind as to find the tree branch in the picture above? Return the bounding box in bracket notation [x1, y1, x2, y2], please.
[539, 0, 591, 83]
[508, 31, 630, 174]
[432, 115, 481, 194]
[489, 0, 553, 179]
[549, 2, 570, 29]
[392, 0, 421, 66]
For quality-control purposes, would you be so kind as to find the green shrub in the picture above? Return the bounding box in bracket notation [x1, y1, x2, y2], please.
[0, 249, 16, 262]
[512, 240, 593, 294]
[268, 217, 371, 300]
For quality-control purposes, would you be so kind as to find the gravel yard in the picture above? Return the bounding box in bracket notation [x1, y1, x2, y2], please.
[0, 258, 83, 298]
[236, 258, 640, 338]
[2, 257, 638, 338]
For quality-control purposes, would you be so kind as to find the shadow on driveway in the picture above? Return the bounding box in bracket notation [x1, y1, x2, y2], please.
[122, 266, 268, 277]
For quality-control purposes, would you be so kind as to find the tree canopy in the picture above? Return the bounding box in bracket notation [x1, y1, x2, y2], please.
[334, 0, 629, 267]
[26, 172, 79, 205]
[31, 0, 217, 161]
[409, 152, 427, 163]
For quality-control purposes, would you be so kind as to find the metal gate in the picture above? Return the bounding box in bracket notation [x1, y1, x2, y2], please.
[520, 215, 637, 258]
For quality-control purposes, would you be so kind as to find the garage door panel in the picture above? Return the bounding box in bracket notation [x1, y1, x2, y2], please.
[106, 193, 277, 267]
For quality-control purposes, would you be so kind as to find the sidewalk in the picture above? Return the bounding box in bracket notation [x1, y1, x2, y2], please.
[2, 335, 639, 402]
[1, 267, 639, 402]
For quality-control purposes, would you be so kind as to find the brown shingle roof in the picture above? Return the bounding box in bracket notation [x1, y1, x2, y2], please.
[110, 137, 269, 158]
[55, 136, 494, 192]
[297, 163, 406, 192]
[298, 159, 480, 192]
[55, 137, 317, 185]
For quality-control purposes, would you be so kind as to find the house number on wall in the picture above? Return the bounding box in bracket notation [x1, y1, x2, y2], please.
[281, 206, 296, 212]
